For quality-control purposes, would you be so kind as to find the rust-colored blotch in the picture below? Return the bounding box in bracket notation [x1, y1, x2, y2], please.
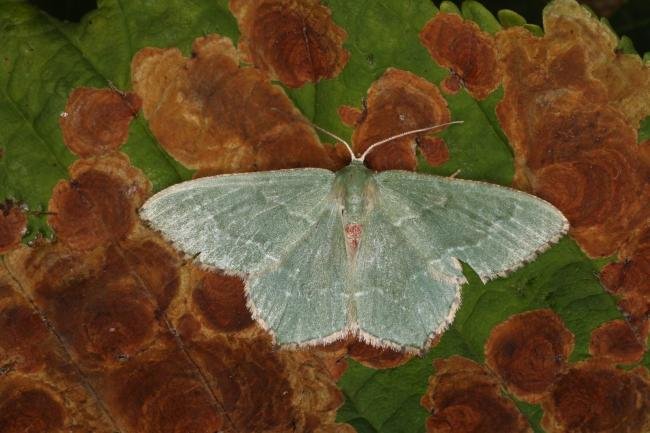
[496, 12, 650, 257]
[122, 239, 180, 312]
[0, 201, 26, 253]
[230, 0, 349, 88]
[419, 13, 501, 100]
[347, 338, 414, 369]
[49, 169, 134, 251]
[418, 136, 450, 167]
[541, 359, 650, 433]
[192, 270, 254, 333]
[345, 68, 451, 171]
[484, 309, 574, 403]
[421, 356, 531, 433]
[543, 0, 650, 127]
[589, 319, 645, 364]
[600, 224, 650, 337]
[191, 336, 299, 432]
[107, 348, 222, 433]
[0, 303, 49, 372]
[60, 87, 141, 157]
[34, 248, 159, 366]
[131, 34, 347, 175]
[48, 155, 148, 251]
[0, 383, 65, 433]
[279, 350, 346, 431]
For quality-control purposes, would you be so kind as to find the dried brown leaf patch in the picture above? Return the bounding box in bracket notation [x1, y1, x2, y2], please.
[48, 153, 150, 251]
[316, 336, 415, 370]
[60, 87, 141, 157]
[0, 379, 65, 433]
[600, 222, 650, 339]
[0, 269, 118, 431]
[589, 319, 645, 364]
[420, 12, 501, 100]
[120, 235, 181, 312]
[230, 0, 349, 88]
[421, 356, 532, 433]
[0, 201, 26, 254]
[103, 346, 224, 433]
[541, 359, 650, 433]
[339, 68, 451, 171]
[131, 34, 348, 175]
[16, 244, 162, 368]
[496, 0, 650, 257]
[484, 309, 575, 403]
[190, 268, 254, 333]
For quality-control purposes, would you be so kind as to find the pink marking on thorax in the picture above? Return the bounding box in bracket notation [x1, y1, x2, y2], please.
[345, 223, 363, 252]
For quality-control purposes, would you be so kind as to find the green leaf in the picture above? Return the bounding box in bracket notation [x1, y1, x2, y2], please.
[461, 0, 502, 34]
[617, 35, 639, 54]
[524, 23, 545, 37]
[639, 116, 650, 142]
[498, 9, 527, 28]
[0, 1, 629, 432]
[438, 1, 461, 15]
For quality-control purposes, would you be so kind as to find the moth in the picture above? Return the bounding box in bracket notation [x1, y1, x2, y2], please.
[140, 122, 569, 351]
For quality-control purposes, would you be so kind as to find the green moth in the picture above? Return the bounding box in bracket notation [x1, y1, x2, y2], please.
[140, 123, 568, 351]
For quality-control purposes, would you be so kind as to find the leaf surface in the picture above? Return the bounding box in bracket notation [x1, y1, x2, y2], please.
[1, 1, 648, 432]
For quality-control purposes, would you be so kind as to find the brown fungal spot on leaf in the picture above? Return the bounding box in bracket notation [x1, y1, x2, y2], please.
[121, 237, 180, 312]
[541, 359, 650, 433]
[106, 347, 223, 433]
[0, 304, 49, 373]
[192, 269, 253, 333]
[48, 154, 149, 251]
[337, 105, 363, 127]
[183, 330, 346, 433]
[60, 87, 141, 157]
[280, 350, 346, 431]
[496, 15, 650, 257]
[589, 319, 645, 364]
[313, 424, 357, 433]
[349, 68, 451, 171]
[314, 335, 415, 370]
[418, 136, 450, 167]
[0, 200, 26, 253]
[176, 313, 202, 340]
[28, 245, 160, 367]
[440, 71, 463, 95]
[600, 223, 650, 337]
[318, 353, 348, 382]
[420, 13, 501, 100]
[484, 309, 574, 403]
[190, 335, 301, 432]
[132, 34, 347, 174]
[0, 381, 65, 433]
[0, 269, 119, 431]
[347, 338, 414, 369]
[421, 356, 532, 433]
[544, 0, 650, 127]
[230, 0, 349, 88]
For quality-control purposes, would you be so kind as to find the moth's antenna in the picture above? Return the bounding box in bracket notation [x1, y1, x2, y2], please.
[359, 120, 464, 162]
[311, 124, 357, 161]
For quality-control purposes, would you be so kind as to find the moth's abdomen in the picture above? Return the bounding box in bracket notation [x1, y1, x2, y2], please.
[344, 223, 363, 258]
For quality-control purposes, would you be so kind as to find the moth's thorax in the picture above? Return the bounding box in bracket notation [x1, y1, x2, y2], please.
[334, 161, 374, 222]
